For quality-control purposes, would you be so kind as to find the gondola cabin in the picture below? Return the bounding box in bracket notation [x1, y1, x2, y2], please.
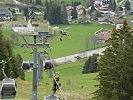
[21, 61, 30, 70]
[0, 78, 16, 99]
[30, 62, 34, 69]
[44, 60, 54, 70]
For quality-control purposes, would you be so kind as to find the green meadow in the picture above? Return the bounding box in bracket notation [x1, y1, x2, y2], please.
[0, 0, 131, 100]
[2, 20, 114, 60]
[50, 21, 114, 58]
[1, 14, 113, 100]
[14, 61, 99, 100]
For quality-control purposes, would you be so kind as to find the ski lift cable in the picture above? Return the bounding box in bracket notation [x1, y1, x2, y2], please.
[2, 67, 8, 79]
[45, 43, 67, 99]
[49, 47, 54, 76]
[53, 77, 67, 100]
[0, 59, 17, 99]
[48, 46, 52, 59]
[50, 47, 57, 77]
[0, 60, 7, 78]
[0, 58, 12, 78]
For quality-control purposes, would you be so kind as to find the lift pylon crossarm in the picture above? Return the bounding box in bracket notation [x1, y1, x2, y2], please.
[19, 31, 53, 100]
[30, 51, 48, 54]
[21, 43, 50, 48]
[20, 32, 53, 38]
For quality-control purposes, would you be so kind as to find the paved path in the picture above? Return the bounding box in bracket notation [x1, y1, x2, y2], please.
[13, 0, 22, 4]
[54, 47, 106, 64]
[13, 0, 26, 6]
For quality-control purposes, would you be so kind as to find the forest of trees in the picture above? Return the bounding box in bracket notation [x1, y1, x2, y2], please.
[44, 0, 68, 24]
[18, 0, 132, 25]
[125, 1, 130, 11]
[94, 20, 133, 99]
[109, 0, 131, 11]
[0, 30, 25, 80]
[82, 54, 99, 74]
[108, 0, 116, 11]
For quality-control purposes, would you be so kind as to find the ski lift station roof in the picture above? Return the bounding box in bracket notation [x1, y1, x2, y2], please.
[2, 78, 15, 84]
[12, 24, 34, 33]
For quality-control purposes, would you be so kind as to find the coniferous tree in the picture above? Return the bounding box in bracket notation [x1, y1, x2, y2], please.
[83, 9, 86, 16]
[0, 29, 5, 79]
[71, 7, 78, 19]
[109, 0, 116, 11]
[0, 29, 24, 80]
[94, 20, 133, 100]
[54, 4, 62, 24]
[61, 1, 68, 24]
[15, 54, 25, 80]
[9, 55, 18, 78]
[30, 0, 32, 3]
[72, 1, 81, 7]
[44, 0, 49, 20]
[86, 0, 94, 7]
[82, 56, 91, 74]
[88, 54, 99, 73]
[0, 29, 3, 60]
[90, 5, 95, 14]
[23, 7, 29, 21]
[2, 37, 11, 78]
[125, 1, 130, 11]
[36, 0, 42, 5]
[45, 0, 68, 24]
[82, 54, 99, 74]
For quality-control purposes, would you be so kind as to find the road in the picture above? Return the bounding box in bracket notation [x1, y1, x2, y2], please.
[13, 0, 26, 6]
[13, 0, 42, 8]
[54, 47, 106, 64]
[13, 0, 21, 4]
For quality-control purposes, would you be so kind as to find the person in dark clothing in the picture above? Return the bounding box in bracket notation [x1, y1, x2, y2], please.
[52, 75, 61, 95]
[60, 38, 62, 41]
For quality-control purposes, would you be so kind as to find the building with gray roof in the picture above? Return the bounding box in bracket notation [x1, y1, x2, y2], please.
[0, 8, 12, 21]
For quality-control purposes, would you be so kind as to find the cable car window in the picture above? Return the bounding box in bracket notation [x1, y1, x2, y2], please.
[2, 85, 15, 91]
[44, 60, 54, 70]
[22, 62, 30, 70]
[30, 62, 33, 68]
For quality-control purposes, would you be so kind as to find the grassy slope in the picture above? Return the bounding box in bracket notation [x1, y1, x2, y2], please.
[2, 21, 114, 60]
[14, 61, 98, 100]
[50, 21, 114, 58]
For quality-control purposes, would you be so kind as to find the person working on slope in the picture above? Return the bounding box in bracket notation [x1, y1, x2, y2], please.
[52, 75, 61, 95]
